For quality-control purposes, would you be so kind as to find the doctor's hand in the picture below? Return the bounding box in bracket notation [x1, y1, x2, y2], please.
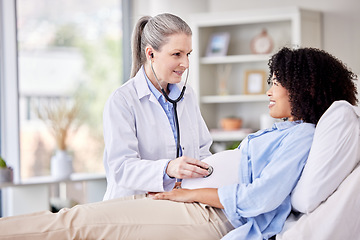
[166, 156, 209, 179]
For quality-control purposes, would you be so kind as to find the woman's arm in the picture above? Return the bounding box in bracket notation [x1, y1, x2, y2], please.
[152, 188, 224, 209]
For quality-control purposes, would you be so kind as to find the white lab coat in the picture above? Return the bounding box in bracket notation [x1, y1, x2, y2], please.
[103, 68, 212, 200]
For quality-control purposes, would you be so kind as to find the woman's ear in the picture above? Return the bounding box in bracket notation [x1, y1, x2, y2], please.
[145, 47, 154, 61]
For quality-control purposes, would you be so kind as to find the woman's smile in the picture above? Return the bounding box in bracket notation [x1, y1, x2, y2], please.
[266, 75, 293, 120]
[173, 70, 185, 77]
[268, 100, 276, 108]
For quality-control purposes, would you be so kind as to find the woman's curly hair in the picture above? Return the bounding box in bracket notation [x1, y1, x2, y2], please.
[268, 47, 358, 124]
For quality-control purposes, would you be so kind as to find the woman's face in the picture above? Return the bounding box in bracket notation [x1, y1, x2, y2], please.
[146, 33, 192, 90]
[266, 74, 294, 120]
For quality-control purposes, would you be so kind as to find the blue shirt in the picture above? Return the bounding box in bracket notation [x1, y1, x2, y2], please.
[218, 121, 315, 240]
[143, 66, 183, 184]
[143, 66, 182, 150]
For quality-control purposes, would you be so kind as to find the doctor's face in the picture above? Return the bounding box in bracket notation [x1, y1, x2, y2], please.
[149, 33, 192, 90]
[266, 74, 294, 121]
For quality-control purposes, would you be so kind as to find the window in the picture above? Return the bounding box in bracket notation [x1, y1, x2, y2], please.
[1, 0, 131, 216]
[17, 0, 124, 179]
[15, 0, 124, 179]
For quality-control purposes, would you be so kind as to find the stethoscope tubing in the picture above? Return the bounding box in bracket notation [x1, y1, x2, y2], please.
[150, 61, 214, 179]
[150, 60, 188, 158]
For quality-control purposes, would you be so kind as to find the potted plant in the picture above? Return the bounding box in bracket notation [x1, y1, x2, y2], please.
[220, 116, 243, 131]
[0, 156, 13, 183]
[36, 97, 82, 180]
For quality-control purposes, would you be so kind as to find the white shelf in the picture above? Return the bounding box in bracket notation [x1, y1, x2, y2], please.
[191, 7, 322, 131]
[200, 54, 270, 64]
[0, 172, 106, 188]
[201, 94, 268, 103]
[1, 173, 106, 217]
[210, 129, 253, 142]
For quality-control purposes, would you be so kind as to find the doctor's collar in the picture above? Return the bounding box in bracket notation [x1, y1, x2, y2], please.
[142, 65, 183, 102]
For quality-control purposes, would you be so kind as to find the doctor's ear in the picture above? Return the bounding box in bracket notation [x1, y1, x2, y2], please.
[145, 47, 154, 60]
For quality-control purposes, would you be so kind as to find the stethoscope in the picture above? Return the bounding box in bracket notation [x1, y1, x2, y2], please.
[149, 53, 213, 178]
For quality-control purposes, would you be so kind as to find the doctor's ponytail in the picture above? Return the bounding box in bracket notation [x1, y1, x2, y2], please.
[130, 13, 192, 78]
[131, 16, 151, 78]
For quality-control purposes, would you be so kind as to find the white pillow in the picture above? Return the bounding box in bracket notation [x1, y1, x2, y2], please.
[181, 149, 241, 189]
[278, 163, 360, 240]
[291, 100, 360, 213]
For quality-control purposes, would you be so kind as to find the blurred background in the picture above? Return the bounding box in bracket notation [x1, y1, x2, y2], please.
[1, 0, 359, 216]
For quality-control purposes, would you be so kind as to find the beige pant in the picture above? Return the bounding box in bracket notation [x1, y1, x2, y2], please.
[0, 195, 234, 239]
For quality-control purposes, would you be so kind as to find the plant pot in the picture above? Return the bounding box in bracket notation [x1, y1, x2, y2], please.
[0, 167, 13, 183]
[51, 150, 73, 180]
[221, 118, 243, 131]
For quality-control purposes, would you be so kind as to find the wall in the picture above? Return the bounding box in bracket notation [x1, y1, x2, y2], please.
[132, 0, 209, 24]
[133, 0, 360, 74]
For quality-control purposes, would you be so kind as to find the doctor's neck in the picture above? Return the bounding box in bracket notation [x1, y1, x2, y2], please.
[144, 64, 169, 95]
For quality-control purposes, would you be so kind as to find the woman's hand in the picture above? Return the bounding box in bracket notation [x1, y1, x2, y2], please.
[150, 188, 224, 209]
[166, 156, 209, 179]
[151, 188, 195, 203]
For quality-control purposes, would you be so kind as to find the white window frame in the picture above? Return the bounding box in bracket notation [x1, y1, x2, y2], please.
[0, 0, 20, 183]
[0, 0, 20, 217]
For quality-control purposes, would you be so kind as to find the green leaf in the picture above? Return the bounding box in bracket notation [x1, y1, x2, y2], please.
[0, 156, 7, 168]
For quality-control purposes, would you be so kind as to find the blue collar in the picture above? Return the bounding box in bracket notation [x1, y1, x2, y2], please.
[274, 120, 304, 130]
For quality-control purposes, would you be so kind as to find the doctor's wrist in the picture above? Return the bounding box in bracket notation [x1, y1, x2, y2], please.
[164, 159, 175, 178]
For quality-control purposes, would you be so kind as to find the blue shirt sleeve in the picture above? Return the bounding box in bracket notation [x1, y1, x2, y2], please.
[163, 159, 176, 191]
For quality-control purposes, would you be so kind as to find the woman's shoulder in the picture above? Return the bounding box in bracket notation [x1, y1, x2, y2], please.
[273, 122, 316, 151]
[110, 75, 146, 99]
[297, 122, 315, 131]
[275, 121, 315, 142]
[288, 122, 316, 140]
[108, 84, 131, 101]
[276, 121, 315, 132]
[105, 79, 139, 108]
[114, 79, 136, 94]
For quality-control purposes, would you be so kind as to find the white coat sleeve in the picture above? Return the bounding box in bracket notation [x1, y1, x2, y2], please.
[103, 91, 173, 195]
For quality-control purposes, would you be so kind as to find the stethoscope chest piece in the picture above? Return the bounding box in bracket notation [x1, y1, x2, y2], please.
[203, 165, 214, 178]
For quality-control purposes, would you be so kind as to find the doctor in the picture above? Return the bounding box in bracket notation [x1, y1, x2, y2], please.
[102, 13, 212, 200]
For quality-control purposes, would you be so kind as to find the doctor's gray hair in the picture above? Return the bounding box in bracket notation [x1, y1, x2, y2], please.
[130, 13, 192, 78]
